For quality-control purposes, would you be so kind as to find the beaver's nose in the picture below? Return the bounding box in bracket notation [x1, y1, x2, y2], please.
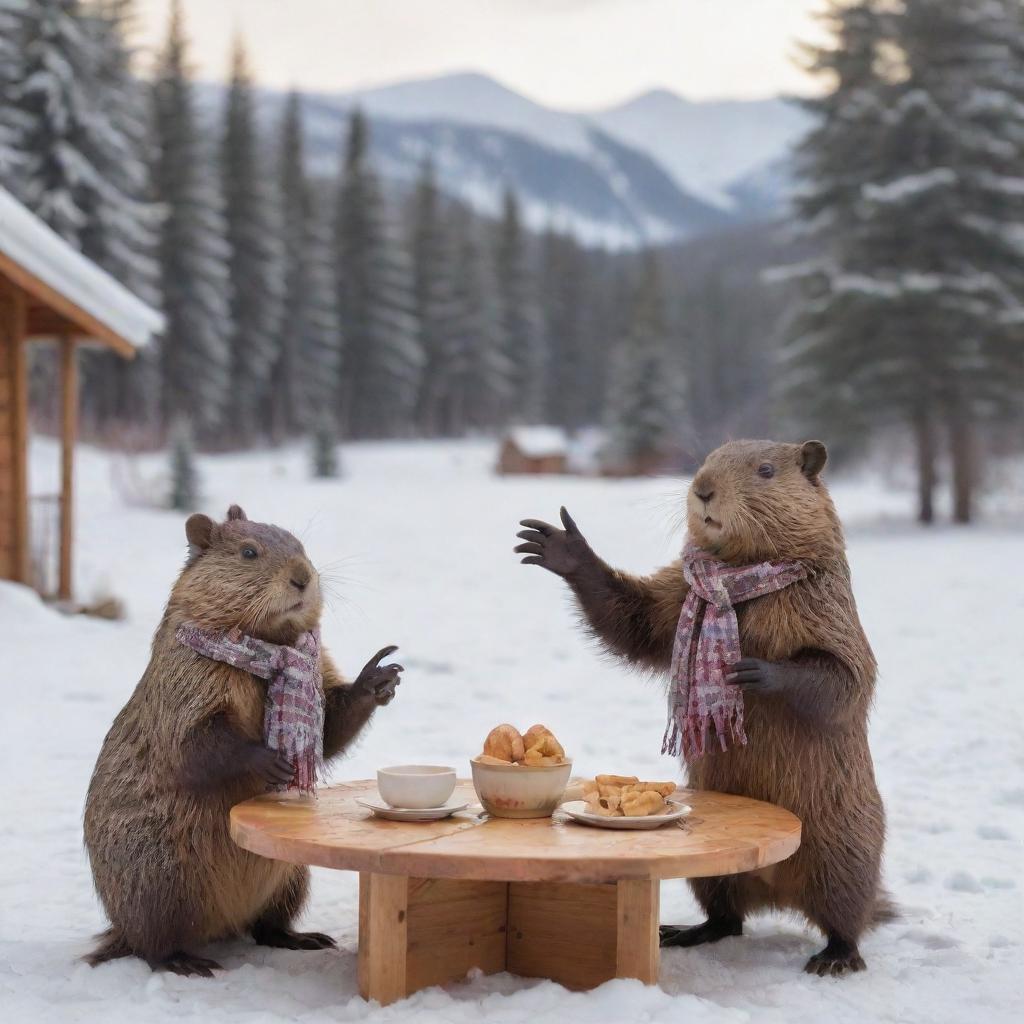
[695, 487, 715, 504]
[290, 568, 310, 591]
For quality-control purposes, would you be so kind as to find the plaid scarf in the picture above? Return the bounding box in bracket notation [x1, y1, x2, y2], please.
[662, 541, 807, 763]
[176, 624, 324, 794]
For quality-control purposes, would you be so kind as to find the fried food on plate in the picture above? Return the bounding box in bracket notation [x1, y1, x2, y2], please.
[582, 775, 677, 817]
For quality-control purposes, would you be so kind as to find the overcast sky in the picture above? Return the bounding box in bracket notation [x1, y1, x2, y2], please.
[132, 0, 828, 108]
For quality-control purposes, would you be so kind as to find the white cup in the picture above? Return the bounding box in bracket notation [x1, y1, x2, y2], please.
[377, 765, 456, 809]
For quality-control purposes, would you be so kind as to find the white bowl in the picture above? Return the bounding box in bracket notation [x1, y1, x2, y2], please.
[470, 757, 572, 819]
[376, 765, 456, 809]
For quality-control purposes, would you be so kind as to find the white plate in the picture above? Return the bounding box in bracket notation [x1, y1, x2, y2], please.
[560, 799, 692, 830]
[356, 797, 471, 821]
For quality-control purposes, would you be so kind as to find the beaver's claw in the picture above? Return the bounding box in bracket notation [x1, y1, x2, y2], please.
[516, 507, 595, 579]
[353, 646, 404, 705]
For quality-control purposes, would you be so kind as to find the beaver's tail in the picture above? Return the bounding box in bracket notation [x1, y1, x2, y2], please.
[870, 888, 899, 929]
[83, 928, 132, 967]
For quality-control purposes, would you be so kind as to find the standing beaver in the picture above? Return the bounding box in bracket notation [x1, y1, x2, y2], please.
[84, 505, 403, 977]
[516, 440, 891, 975]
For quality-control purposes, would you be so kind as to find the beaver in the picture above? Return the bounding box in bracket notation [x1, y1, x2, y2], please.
[516, 439, 891, 976]
[83, 505, 402, 977]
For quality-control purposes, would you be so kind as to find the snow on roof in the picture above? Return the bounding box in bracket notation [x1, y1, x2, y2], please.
[506, 425, 569, 458]
[0, 185, 163, 349]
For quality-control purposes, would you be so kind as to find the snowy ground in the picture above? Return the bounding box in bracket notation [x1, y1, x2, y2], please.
[2, 438, 1022, 1023]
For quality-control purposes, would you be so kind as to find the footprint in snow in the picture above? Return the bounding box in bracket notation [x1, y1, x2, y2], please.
[945, 870, 984, 894]
[976, 824, 1013, 840]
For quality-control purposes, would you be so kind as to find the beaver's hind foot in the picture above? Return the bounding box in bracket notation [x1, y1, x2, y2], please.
[252, 924, 336, 951]
[804, 936, 866, 976]
[659, 916, 743, 948]
[156, 951, 223, 977]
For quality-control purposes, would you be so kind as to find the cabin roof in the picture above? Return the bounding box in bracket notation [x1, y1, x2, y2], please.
[0, 185, 164, 356]
[506, 426, 569, 458]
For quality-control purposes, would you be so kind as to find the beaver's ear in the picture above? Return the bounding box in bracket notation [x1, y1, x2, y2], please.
[226, 504, 247, 522]
[185, 513, 215, 564]
[800, 440, 828, 482]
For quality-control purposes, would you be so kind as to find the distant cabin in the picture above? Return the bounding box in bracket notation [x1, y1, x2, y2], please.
[497, 426, 569, 475]
[0, 186, 163, 601]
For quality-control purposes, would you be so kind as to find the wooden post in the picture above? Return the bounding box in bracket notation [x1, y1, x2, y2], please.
[615, 878, 660, 984]
[7, 285, 29, 584]
[358, 872, 409, 1006]
[58, 335, 76, 600]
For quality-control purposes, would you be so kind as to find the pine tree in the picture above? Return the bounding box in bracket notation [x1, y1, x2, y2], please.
[4, 0, 97, 240]
[540, 228, 589, 430]
[784, 0, 1024, 523]
[334, 110, 422, 438]
[220, 38, 284, 446]
[275, 90, 341, 440]
[151, 0, 232, 435]
[451, 214, 511, 432]
[77, 0, 162, 431]
[605, 252, 678, 472]
[310, 410, 340, 479]
[495, 189, 546, 424]
[0, 0, 28, 182]
[168, 417, 198, 510]
[409, 159, 461, 435]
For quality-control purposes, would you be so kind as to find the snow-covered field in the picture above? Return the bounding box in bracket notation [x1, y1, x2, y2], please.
[2, 438, 1022, 1023]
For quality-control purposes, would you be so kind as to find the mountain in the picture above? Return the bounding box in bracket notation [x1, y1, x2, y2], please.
[201, 72, 813, 247]
[591, 89, 811, 211]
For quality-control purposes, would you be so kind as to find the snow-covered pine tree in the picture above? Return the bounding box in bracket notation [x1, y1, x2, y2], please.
[450, 212, 511, 433]
[151, 0, 232, 435]
[0, 0, 29, 182]
[4, 0, 93, 236]
[220, 38, 284, 446]
[605, 252, 678, 473]
[784, 0, 1024, 523]
[77, 0, 162, 431]
[275, 91, 341, 439]
[409, 159, 462, 435]
[334, 109, 422, 438]
[495, 189, 546, 424]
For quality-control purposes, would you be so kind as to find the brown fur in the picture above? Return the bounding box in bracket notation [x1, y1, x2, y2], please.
[563, 440, 891, 968]
[83, 506, 377, 971]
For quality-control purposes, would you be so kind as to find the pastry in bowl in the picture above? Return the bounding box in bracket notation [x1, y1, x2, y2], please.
[472, 723, 571, 817]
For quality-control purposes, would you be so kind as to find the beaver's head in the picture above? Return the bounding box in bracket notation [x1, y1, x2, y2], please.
[686, 439, 843, 564]
[175, 505, 321, 643]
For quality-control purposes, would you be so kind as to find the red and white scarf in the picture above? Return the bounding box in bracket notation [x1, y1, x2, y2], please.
[663, 542, 807, 763]
[176, 624, 324, 794]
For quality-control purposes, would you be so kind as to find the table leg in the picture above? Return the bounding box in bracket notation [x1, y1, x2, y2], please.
[357, 873, 507, 1006]
[616, 879, 660, 983]
[507, 879, 661, 990]
[357, 872, 408, 1005]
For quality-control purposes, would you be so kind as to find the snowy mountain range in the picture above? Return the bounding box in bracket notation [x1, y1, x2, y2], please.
[220, 72, 813, 247]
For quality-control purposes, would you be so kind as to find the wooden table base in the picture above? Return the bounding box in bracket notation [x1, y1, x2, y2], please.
[357, 872, 660, 1005]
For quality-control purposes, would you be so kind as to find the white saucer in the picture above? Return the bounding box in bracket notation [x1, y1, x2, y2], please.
[560, 799, 692, 830]
[356, 796, 471, 821]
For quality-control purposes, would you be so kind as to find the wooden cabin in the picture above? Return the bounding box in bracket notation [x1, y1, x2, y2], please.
[497, 426, 570, 475]
[0, 186, 163, 601]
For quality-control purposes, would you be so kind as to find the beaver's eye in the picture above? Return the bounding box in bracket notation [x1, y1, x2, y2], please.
[757, 463, 775, 479]
[241, 546, 258, 560]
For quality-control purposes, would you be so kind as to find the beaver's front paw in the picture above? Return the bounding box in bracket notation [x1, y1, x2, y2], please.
[516, 507, 596, 579]
[353, 645, 404, 706]
[249, 744, 295, 787]
[724, 658, 789, 695]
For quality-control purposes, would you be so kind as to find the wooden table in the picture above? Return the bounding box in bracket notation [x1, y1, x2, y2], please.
[231, 780, 800, 1006]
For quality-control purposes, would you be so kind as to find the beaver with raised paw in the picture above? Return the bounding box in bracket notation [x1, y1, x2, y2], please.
[84, 505, 402, 977]
[516, 440, 892, 976]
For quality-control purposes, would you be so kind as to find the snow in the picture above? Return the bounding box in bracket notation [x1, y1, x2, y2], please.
[0, 184, 163, 348]
[2, 437, 1022, 1024]
[506, 425, 568, 458]
[862, 169, 958, 204]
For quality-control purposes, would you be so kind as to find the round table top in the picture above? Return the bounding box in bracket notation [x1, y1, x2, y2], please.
[231, 780, 801, 884]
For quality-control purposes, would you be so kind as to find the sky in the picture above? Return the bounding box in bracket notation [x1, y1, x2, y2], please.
[132, 0, 828, 109]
